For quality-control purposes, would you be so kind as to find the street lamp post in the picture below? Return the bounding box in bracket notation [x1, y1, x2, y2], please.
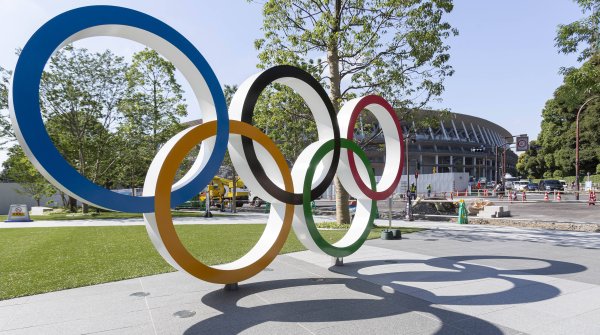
[576, 96, 599, 200]
[404, 132, 415, 221]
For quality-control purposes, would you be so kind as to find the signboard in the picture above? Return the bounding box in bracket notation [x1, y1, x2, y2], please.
[585, 181, 593, 191]
[5, 204, 32, 222]
[516, 136, 529, 151]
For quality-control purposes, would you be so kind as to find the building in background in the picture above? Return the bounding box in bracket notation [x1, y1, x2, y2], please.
[360, 110, 518, 183]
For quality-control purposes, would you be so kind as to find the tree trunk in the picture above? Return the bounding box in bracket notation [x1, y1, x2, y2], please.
[68, 196, 77, 213]
[329, 0, 351, 226]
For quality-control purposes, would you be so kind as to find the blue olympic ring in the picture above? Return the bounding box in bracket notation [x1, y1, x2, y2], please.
[10, 6, 229, 213]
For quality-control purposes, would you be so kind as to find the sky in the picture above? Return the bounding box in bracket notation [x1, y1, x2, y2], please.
[0, 0, 585, 166]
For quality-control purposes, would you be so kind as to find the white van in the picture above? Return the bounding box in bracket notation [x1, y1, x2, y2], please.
[513, 180, 529, 191]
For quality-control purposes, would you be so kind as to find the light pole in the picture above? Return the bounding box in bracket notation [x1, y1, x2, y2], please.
[404, 131, 415, 221]
[576, 96, 599, 200]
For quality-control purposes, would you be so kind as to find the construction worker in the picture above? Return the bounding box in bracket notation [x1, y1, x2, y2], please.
[426, 184, 432, 198]
[410, 183, 417, 200]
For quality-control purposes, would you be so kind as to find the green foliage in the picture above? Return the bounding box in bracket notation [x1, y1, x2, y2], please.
[516, 141, 546, 178]
[114, 49, 187, 190]
[254, 85, 318, 162]
[254, 0, 457, 224]
[0, 66, 7, 109]
[0, 145, 56, 205]
[537, 54, 600, 177]
[40, 46, 129, 188]
[555, 0, 600, 62]
[553, 170, 564, 178]
[0, 46, 190, 203]
[0, 66, 14, 148]
[256, 0, 457, 108]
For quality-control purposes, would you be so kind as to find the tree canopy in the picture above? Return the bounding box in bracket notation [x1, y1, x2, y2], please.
[254, 0, 457, 223]
[556, 0, 600, 62]
[0, 66, 13, 148]
[518, 54, 600, 178]
[0, 145, 56, 206]
[1, 46, 188, 210]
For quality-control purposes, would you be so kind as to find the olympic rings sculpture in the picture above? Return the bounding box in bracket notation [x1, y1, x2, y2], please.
[9, 6, 405, 284]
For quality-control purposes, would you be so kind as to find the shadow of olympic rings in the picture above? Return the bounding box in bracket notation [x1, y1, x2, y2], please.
[183, 255, 585, 334]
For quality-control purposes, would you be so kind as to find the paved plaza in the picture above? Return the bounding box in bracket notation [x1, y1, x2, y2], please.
[2, 215, 600, 334]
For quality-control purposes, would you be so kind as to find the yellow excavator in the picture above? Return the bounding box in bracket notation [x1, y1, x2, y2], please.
[199, 176, 250, 210]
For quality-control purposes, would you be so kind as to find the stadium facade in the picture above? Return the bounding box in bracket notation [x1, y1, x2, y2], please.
[360, 110, 518, 183]
[186, 110, 518, 183]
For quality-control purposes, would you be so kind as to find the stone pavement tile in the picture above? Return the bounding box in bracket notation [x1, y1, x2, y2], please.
[139, 272, 220, 294]
[0, 306, 14, 330]
[500, 274, 597, 295]
[149, 305, 224, 335]
[0, 309, 151, 335]
[24, 277, 143, 304]
[526, 316, 600, 335]
[521, 286, 600, 318]
[386, 277, 493, 299]
[3, 290, 148, 331]
[473, 305, 562, 333]
[311, 310, 442, 335]
[446, 279, 563, 308]
[447, 317, 522, 335]
[431, 300, 516, 318]
[571, 306, 600, 324]
[0, 297, 30, 308]
[406, 278, 516, 305]
[237, 322, 315, 335]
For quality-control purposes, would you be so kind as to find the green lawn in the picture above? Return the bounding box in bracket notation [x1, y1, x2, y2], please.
[0, 224, 423, 300]
[0, 210, 227, 222]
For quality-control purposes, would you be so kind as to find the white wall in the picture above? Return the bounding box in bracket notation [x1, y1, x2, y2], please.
[320, 172, 469, 200]
[399, 172, 469, 196]
[0, 183, 62, 215]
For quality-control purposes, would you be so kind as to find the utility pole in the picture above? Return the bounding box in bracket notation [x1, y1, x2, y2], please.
[576, 96, 599, 200]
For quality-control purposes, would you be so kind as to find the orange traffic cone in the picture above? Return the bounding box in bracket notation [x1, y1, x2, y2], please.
[544, 192, 549, 201]
[556, 192, 562, 201]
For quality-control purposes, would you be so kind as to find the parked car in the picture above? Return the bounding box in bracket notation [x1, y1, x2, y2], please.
[539, 179, 564, 191]
[513, 180, 529, 191]
[527, 183, 539, 191]
[559, 180, 567, 189]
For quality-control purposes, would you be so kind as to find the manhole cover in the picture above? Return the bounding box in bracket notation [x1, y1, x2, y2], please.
[173, 310, 196, 318]
[129, 292, 150, 297]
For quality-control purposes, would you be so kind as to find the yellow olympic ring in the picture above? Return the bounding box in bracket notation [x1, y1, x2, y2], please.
[144, 120, 293, 284]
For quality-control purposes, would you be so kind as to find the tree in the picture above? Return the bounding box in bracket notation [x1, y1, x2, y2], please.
[516, 141, 546, 178]
[254, 0, 457, 224]
[556, 0, 600, 62]
[253, 85, 319, 161]
[40, 46, 129, 211]
[1, 145, 56, 206]
[122, 49, 186, 153]
[115, 49, 187, 191]
[537, 54, 600, 177]
[0, 66, 14, 149]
